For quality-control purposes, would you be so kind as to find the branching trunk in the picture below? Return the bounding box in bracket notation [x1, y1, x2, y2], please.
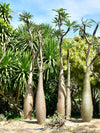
[24, 56, 34, 119]
[57, 37, 66, 115]
[65, 50, 71, 119]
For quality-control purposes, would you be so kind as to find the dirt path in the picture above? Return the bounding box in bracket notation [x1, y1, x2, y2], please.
[0, 119, 100, 133]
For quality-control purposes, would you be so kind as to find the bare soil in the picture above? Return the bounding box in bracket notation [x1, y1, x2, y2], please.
[0, 119, 100, 133]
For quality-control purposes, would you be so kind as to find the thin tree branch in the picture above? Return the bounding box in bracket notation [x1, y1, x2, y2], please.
[86, 44, 91, 67]
[90, 67, 100, 82]
[91, 22, 99, 43]
[36, 56, 40, 70]
[27, 21, 35, 55]
[58, 24, 63, 37]
[36, 30, 43, 71]
[59, 37, 63, 70]
[88, 52, 100, 68]
[80, 25, 91, 44]
[63, 27, 70, 37]
[0, 39, 8, 63]
[58, 13, 63, 37]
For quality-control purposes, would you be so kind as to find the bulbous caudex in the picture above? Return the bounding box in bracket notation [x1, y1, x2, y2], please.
[24, 59, 34, 120]
[35, 70, 46, 124]
[81, 69, 93, 122]
[57, 68, 66, 116]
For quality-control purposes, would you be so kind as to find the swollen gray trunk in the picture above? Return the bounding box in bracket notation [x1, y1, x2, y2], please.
[81, 69, 93, 122]
[57, 38, 66, 115]
[35, 70, 46, 124]
[65, 62, 71, 119]
[24, 61, 34, 119]
[57, 68, 66, 115]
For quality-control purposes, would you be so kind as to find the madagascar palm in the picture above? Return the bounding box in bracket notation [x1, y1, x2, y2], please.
[53, 8, 76, 116]
[62, 38, 74, 119]
[35, 30, 46, 124]
[19, 11, 35, 119]
[74, 19, 99, 121]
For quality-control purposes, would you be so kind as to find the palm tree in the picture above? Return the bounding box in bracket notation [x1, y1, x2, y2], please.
[19, 11, 35, 119]
[74, 19, 99, 122]
[62, 38, 74, 119]
[53, 8, 76, 116]
[63, 39, 71, 119]
[35, 30, 46, 124]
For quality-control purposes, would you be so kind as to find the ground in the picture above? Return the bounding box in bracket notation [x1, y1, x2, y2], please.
[0, 119, 100, 133]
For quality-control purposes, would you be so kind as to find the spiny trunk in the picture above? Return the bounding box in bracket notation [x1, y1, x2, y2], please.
[35, 70, 46, 124]
[65, 50, 71, 119]
[57, 37, 66, 115]
[24, 59, 34, 120]
[81, 68, 93, 122]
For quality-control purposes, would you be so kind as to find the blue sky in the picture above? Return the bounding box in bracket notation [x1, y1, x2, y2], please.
[1, 0, 100, 38]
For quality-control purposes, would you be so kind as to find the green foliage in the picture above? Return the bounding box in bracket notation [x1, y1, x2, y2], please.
[43, 37, 59, 115]
[0, 2, 13, 22]
[0, 47, 32, 118]
[52, 8, 76, 36]
[9, 25, 30, 52]
[19, 11, 33, 22]
[0, 48, 31, 92]
[0, 2, 13, 44]
[52, 8, 70, 24]
[0, 3, 100, 119]
[73, 18, 95, 33]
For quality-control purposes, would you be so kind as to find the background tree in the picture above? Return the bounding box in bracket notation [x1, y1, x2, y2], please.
[0, 2, 13, 63]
